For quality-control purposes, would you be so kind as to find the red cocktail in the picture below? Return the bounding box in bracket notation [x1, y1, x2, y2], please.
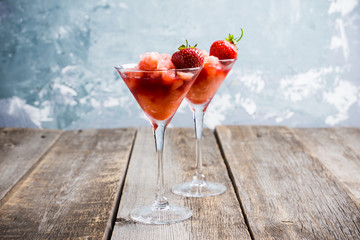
[186, 58, 235, 110]
[172, 57, 236, 198]
[119, 66, 197, 127]
[115, 53, 202, 224]
[172, 31, 243, 198]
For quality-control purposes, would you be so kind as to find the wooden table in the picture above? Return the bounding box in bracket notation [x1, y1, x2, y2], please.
[0, 126, 359, 239]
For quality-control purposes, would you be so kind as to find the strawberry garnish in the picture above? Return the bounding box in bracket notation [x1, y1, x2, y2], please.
[171, 40, 204, 69]
[209, 29, 244, 60]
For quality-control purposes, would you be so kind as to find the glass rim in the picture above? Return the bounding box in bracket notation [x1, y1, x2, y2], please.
[114, 63, 203, 72]
[218, 58, 237, 63]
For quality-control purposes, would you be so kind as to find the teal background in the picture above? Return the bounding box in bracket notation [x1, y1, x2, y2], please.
[0, 0, 359, 129]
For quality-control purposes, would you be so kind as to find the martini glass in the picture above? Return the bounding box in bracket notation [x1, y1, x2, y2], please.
[115, 64, 202, 224]
[172, 58, 236, 197]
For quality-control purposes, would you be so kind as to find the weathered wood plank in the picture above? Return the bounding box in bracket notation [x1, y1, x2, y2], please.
[112, 128, 251, 240]
[293, 128, 360, 205]
[215, 125, 360, 240]
[0, 128, 62, 201]
[335, 128, 360, 154]
[0, 128, 136, 239]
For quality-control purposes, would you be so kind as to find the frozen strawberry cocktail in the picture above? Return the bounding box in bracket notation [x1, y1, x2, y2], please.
[185, 33, 243, 110]
[172, 30, 244, 198]
[115, 41, 204, 225]
[115, 32, 244, 223]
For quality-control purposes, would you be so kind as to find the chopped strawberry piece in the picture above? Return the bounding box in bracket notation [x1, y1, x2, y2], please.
[170, 80, 184, 91]
[162, 71, 176, 84]
[157, 54, 175, 70]
[138, 52, 159, 70]
[201, 50, 210, 58]
[176, 71, 194, 81]
[138, 52, 175, 71]
[203, 56, 221, 75]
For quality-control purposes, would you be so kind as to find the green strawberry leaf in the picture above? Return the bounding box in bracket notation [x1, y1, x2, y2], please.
[225, 28, 244, 45]
[178, 40, 198, 50]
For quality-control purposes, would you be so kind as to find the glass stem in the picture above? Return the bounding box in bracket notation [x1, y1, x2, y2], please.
[152, 122, 169, 210]
[192, 107, 206, 185]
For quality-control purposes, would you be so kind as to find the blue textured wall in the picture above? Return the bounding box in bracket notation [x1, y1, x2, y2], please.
[0, 0, 359, 129]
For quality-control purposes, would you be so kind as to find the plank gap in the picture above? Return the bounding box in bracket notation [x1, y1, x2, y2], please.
[112, 128, 251, 239]
[292, 127, 360, 206]
[215, 125, 360, 239]
[0, 130, 63, 206]
[214, 129, 256, 240]
[0, 128, 137, 239]
[105, 129, 138, 240]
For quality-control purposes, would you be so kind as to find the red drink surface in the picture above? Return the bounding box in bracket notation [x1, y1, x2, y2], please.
[119, 70, 198, 124]
[186, 59, 235, 108]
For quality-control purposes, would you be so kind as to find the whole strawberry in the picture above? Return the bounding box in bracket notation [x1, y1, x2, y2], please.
[210, 29, 244, 60]
[171, 40, 204, 69]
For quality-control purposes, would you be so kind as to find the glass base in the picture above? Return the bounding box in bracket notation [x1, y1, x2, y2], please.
[172, 181, 227, 197]
[130, 205, 192, 224]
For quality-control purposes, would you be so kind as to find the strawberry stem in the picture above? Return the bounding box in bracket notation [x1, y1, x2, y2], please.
[225, 28, 244, 45]
[236, 28, 244, 42]
[178, 40, 198, 50]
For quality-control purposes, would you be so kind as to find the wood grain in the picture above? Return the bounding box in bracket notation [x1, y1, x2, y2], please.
[112, 127, 251, 240]
[0, 128, 62, 201]
[293, 128, 360, 205]
[0, 128, 136, 239]
[215, 125, 360, 240]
